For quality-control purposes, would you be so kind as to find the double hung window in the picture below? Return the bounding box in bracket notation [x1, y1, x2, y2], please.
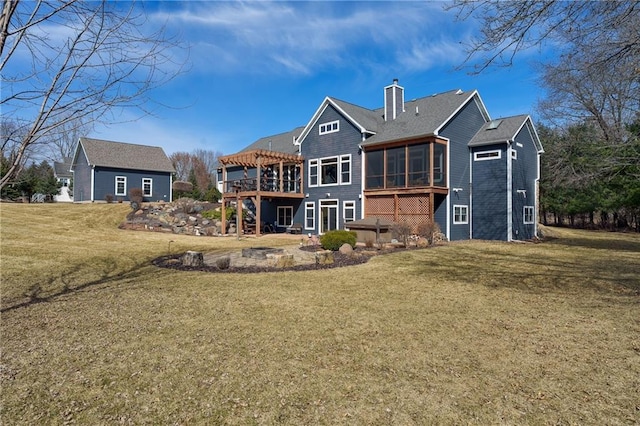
[453, 205, 468, 224]
[524, 206, 534, 224]
[277, 206, 293, 227]
[115, 176, 126, 196]
[142, 178, 152, 197]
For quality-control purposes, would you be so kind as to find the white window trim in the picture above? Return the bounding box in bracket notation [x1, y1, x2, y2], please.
[277, 206, 293, 227]
[142, 178, 153, 197]
[524, 206, 535, 224]
[115, 176, 127, 196]
[343, 200, 356, 224]
[309, 159, 318, 187]
[511, 149, 518, 160]
[305, 202, 315, 230]
[319, 120, 339, 135]
[453, 204, 469, 225]
[308, 155, 351, 187]
[474, 150, 501, 161]
[340, 154, 351, 185]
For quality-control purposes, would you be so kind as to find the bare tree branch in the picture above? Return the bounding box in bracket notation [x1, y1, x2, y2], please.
[0, 0, 188, 188]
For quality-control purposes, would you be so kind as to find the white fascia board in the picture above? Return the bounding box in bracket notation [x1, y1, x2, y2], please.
[434, 90, 491, 136]
[69, 138, 87, 171]
[295, 97, 373, 147]
[527, 117, 545, 153]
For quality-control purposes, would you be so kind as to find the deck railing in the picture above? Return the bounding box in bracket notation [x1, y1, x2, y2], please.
[224, 177, 301, 194]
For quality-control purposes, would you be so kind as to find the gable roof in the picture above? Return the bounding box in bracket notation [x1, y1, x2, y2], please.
[362, 89, 487, 146]
[241, 126, 304, 155]
[73, 137, 175, 173]
[295, 97, 380, 146]
[53, 157, 73, 178]
[292, 89, 490, 149]
[469, 115, 544, 152]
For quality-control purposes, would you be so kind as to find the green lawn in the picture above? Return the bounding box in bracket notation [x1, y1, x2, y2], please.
[1, 203, 639, 424]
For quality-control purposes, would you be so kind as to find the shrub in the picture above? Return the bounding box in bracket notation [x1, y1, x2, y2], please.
[202, 207, 235, 221]
[320, 230, 357, 251]
[364, 237, 375, 249]
[129, 187, 143, 203]
[203, 187, 221, 203]
[104, 193, 114, 203]
[216, 256, 231, 270]
[392, 221, 412, 246]
[175, 197, 196, 214]
[172, 181, 194, 199]
[129, 187, 143, 210]
[416, 221, 442, 246]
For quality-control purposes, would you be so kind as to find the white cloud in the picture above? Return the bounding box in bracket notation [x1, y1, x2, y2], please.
[152, 2, 458, 76]
[91, 112, 223, 157]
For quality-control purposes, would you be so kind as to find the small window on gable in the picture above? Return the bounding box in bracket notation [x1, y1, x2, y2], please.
[319, 120, 339, 135]
[474, 150, 501, 161]
[511, 149, 517, 160]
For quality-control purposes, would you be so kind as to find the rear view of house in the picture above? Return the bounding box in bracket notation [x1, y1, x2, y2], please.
[218, 80, 543, 241]
[70, 137, 175, 203]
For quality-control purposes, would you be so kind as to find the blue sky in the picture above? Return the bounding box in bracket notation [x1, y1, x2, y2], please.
[91, 1, 547, 157]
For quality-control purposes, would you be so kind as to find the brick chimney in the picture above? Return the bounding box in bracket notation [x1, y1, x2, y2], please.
[384, 78, 404, 121]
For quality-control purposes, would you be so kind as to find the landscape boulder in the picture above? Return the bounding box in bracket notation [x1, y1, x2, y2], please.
[338, 243, 354, 255]
[181, 251, 204, 267]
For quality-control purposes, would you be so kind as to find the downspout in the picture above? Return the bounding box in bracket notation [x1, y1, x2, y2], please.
[469, 149, 473, 239]
[535, 149, 541, 238]
[506, 141, 513, 241]
[90, 166, 95, 202]
[359, 136, 365, 219]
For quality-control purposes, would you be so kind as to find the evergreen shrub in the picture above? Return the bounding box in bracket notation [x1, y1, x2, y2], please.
[319, 230, 357, 251]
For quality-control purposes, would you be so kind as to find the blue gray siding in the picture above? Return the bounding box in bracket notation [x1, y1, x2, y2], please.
[299, 105, 363, 233]
[93, 167, 172, 202]
[72, 146, 92, 202]
[440, 99, 487, 240]
[471, 144, 508, 240]
[511, 124, 539, 240]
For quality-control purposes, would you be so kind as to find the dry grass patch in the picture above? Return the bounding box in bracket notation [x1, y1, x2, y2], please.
[1, 204, 639, 424]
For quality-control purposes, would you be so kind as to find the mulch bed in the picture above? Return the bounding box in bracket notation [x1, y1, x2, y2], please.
[152, 246, 418, 274]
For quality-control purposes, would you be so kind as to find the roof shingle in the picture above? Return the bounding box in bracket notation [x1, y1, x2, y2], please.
[77, 137, 175, 173]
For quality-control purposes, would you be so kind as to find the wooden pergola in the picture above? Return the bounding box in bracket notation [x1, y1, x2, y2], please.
[218, 149, 305, 236]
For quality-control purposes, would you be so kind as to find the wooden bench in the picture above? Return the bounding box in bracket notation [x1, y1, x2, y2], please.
[286, 223, 303, 234]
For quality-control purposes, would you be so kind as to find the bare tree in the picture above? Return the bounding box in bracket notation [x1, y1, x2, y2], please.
[170, 149, 222, 191]
[43, 118, 92, 162]
[0, 0, 187, 189]
[193, 148, 222, 182]
[448, 1, 640, 73]
[169, 151, 192, 182]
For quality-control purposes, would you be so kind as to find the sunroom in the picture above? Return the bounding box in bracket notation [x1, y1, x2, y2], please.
[362, 137, 448, 230]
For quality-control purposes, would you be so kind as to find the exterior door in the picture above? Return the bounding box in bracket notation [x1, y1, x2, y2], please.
[320, 200, 338, 234]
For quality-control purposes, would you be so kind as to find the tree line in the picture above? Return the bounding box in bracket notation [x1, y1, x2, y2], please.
[450, 0, 639, 231]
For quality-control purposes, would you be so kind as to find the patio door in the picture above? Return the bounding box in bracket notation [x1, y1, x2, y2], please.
[320, 200, 338, 234]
